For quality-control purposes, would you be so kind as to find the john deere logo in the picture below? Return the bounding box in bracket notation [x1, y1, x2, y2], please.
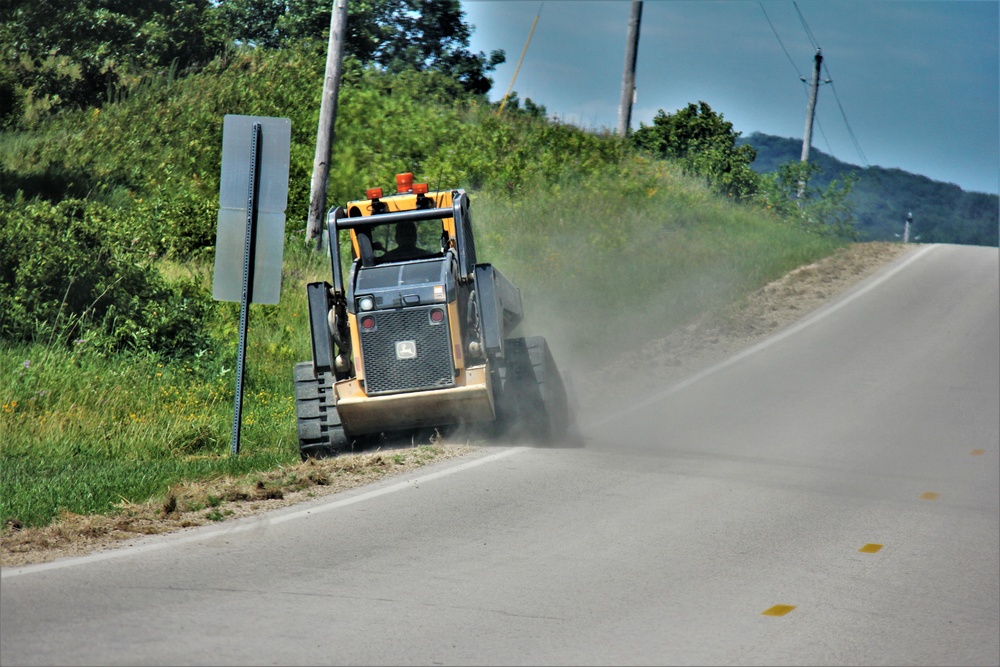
[395, 340, 417, 359]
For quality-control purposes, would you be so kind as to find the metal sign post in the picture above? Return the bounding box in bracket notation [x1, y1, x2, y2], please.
[230, 122, 262, 456]
[213, 115, 291, 455]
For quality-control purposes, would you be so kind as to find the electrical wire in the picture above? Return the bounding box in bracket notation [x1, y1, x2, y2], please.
[759, 2, 804, 80]
[813, 112, 835, 158]
[793, 1, 820, 51]
[759, 2, 833, 155]
[822, 61, 870, 166]
[793, 2, 869, 167]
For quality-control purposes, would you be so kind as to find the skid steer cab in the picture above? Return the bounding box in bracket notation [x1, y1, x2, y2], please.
[293, 173, 573, 459]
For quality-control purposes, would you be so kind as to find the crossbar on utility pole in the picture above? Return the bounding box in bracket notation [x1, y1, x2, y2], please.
[617, 1, 643, 137]
[306, 0, 349, 247]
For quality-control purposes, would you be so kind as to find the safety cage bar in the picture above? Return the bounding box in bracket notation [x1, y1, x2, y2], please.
[325, 191, 474, 297]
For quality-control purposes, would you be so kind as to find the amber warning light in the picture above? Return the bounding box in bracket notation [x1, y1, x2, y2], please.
[395, 172, 414, 193]
[367, 174, 427, 199]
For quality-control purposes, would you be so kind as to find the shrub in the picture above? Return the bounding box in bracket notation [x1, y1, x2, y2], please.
[0, 196, 212, 355]
[632, 101, 760, 200]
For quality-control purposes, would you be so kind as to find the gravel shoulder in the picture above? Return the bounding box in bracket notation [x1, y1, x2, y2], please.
[1, 241, 917, 570]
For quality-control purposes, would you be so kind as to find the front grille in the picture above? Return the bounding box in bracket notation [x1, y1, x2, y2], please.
[359, 306, 454, 395]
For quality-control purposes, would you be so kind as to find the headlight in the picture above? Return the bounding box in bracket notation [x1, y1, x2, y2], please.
[358, 296, 375, 311]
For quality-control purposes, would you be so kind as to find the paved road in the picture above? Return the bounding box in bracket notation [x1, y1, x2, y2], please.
[3, 243, 998, 666]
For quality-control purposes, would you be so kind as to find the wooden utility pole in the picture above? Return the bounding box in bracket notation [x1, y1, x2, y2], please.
[306, 0, 349, 247]
[797, 48, 822, 200]
[617, 1, 643, 137]
[800, 48, 822, 164]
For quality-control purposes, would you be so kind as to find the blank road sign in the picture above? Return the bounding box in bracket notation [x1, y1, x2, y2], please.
[213, 209, 286, 304]
[213, 115, 291, 305]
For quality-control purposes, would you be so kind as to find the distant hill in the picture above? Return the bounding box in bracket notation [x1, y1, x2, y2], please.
[738, 132, 999, 247]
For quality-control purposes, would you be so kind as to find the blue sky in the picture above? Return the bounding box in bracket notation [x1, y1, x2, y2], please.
[461, 0, 1000, 195]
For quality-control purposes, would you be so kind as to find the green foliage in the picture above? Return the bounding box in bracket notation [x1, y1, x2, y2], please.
[174, 0, 504, 93]
[755, 161, 859, 240]
[472, 161, 840, 361]
[495, 94, 549, 120]
[365, 0, 505, 95]
[632, 101, 760, 200]
[0, 196, 212, 355]
[130, 190, 221, 261]
[0, 241, 327, 528]
[1, 46, 505, 249]
[441, 107, 631, 194]
[0, 0, 225, 129]
[0, 0, 501, 130]
[0, 44, 330, 243]
[213, 0, 309, 49]
[324, 64, 475, 203]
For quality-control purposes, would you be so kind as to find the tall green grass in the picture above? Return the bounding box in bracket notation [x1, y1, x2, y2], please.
[472, 161, 839, 367]
[0, 241, 329, 529]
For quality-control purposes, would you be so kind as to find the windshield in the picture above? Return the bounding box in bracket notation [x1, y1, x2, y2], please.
[370, 220, 443, 264]
[356, 258, 446, 290]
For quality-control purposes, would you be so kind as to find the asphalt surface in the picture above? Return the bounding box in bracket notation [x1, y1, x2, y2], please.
[2, 243, 998, 666]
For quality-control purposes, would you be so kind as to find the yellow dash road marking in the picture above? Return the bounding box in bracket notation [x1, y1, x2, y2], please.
[971, 449, 985, 456]
[762, 604, 796, 617]
[859, 543, 883, 553]
[920, 492, 940, 500]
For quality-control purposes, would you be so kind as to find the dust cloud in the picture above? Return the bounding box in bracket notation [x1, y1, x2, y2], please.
[520, 242, 915, 446]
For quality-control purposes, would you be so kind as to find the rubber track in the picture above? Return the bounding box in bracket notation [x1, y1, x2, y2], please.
[293, 361, 349, 459]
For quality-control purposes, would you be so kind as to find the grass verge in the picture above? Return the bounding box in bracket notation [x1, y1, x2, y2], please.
[1, 444, 475, 568]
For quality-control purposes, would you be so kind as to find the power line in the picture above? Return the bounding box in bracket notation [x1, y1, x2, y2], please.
[813, 112, 835, 158]
[759, 2, 804, 80]
[793, 2, 869, 168]
[822, 61, 870, 167]
[759, 2, 834, 156]
[793, 1, 820, 51]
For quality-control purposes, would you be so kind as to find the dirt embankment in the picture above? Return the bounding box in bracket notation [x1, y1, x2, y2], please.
[1, 242, 917, 570]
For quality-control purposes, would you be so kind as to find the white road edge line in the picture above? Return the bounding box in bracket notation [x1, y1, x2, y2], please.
[1, 446, 529, 578]
[586, 243, 939, 428]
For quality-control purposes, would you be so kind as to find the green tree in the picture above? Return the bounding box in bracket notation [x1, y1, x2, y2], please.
[215, 0, 505, 94]
[492, 92, 548, 119]
[0, 0, 225, 128]
[631, 101, 759, 200]
[372, 0, 504, 95]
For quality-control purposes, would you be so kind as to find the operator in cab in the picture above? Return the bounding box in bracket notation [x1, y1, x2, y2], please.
[380, 221, 435, 262]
